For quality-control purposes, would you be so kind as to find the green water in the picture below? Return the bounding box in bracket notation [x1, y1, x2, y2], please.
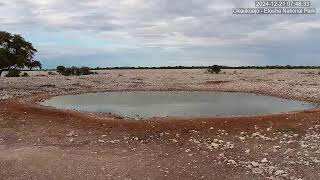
[40, 91, 316, 118]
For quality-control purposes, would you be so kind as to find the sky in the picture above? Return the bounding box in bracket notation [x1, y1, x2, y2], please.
[0, 0, 320, 68]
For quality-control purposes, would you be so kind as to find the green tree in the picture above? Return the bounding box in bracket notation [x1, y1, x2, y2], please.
[0, 31, 40, 76]
[26, 60, 42, 70]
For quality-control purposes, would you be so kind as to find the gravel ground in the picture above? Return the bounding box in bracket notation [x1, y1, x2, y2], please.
[1, 69, 320, 180]
[1, 69, 320, 102]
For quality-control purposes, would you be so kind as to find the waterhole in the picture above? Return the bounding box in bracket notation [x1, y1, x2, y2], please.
[40, 91, 316, 118]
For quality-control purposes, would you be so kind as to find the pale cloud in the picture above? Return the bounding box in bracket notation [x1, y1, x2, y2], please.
[2, 0, 320, 47]
[0, 0, 320, 67]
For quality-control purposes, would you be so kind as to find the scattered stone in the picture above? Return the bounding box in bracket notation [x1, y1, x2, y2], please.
[98, 139, 105, 143]
[252, 167, 263, 174]
[210, 143, 219, 149]
[227, 160, 237, 165]
[261, 158, 268, 163]
[251, 161, 259, 167]
[275, 170, 285, 176]
[171, 139, 178, 143]
[66, 131, 76, 137]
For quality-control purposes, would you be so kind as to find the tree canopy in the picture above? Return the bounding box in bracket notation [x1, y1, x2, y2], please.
[0, 31, 41, 76]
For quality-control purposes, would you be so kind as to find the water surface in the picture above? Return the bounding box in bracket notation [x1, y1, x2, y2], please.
[40, 91, 316, 118]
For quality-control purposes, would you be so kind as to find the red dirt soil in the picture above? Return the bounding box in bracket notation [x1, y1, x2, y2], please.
[1, 93, 320, 179]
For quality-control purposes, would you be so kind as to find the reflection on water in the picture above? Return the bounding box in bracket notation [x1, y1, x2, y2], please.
[40, 91, 316, 118]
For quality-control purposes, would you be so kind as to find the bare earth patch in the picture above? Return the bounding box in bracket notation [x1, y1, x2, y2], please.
[1, 69, 320, 179]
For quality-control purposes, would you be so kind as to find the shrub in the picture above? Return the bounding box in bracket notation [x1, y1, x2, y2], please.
[62, 68, 73, 76]
[21, 72, 29, 77]
[58, 66, 93, 76]
[80, 66, 91, 75]
[56, 65, 66, 74]
[207, 65, 221, 74]
[5, 69, 21, 77]
[75, 68, 82, 76]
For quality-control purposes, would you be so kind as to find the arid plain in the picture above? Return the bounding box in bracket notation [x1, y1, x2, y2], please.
[1, 69, 320, 180]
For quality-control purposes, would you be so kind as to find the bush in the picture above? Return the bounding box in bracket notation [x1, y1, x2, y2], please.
[56, 65, 66, 74]
[59, 66, 93, 76]
[62, 68, 73, 76]
[207, 65, 221, 74]
[80, 66, 91, 75]
[21, 72, 29, 77]
[5, 69, 21, 77]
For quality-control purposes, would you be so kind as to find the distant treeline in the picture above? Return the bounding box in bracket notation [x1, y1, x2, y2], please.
[91, 65, 320, 70]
